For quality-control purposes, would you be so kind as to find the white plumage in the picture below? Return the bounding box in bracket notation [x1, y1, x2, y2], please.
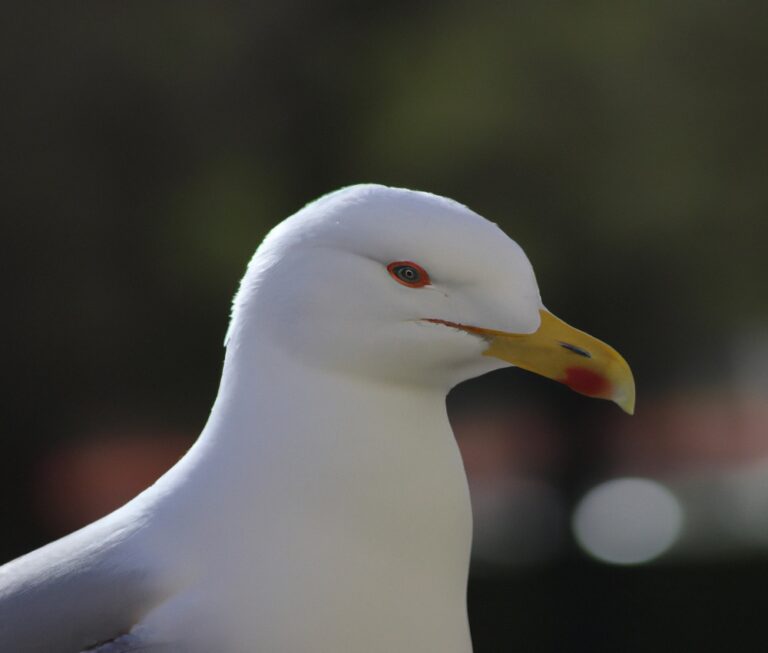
[0, 185, 633, 652]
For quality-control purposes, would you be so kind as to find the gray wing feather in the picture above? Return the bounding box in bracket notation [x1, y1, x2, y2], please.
[81, 634, 174, 652]
[0, 511, 171, 653]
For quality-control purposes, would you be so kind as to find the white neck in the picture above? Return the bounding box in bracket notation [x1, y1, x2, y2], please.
[141, 336, 474, 652]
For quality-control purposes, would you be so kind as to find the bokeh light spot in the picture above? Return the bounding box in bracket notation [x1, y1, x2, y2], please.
[572, 478, 683, 565]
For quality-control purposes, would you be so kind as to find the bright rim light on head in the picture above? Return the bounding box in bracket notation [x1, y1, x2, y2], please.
[572, 478, 683, 565]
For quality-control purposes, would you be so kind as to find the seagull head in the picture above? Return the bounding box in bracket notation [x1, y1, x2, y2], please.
[227, 184, 634, 413]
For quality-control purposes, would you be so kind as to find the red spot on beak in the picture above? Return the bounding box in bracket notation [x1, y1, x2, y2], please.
[563, 367, 611, 398]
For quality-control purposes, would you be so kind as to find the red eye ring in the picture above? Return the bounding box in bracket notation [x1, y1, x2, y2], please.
[387, 261, 431, 288]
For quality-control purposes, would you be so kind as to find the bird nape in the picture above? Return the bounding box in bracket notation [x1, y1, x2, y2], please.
[0, 184, 634, 653]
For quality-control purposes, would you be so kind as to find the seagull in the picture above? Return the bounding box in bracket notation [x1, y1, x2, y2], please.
[0, 185, 634, 652]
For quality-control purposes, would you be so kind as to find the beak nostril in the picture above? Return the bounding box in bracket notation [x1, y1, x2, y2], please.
[559, 342, 591, 358]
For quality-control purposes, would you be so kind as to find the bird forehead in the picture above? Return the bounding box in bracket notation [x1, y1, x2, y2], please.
[295, 185, 491, 238]
[314, 196, 509, 255]
[267, 185, 534, 288]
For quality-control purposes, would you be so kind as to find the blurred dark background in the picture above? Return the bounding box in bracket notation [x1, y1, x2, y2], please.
[3, 2, 767, 651]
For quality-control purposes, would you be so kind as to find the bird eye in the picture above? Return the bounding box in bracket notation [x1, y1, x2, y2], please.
[387, 261, 431, 288]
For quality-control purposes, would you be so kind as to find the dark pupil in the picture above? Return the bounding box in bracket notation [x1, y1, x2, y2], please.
[396, 265, 419, 283]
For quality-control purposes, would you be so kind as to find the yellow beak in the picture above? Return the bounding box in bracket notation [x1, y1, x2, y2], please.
[458, 309, 635, 414]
